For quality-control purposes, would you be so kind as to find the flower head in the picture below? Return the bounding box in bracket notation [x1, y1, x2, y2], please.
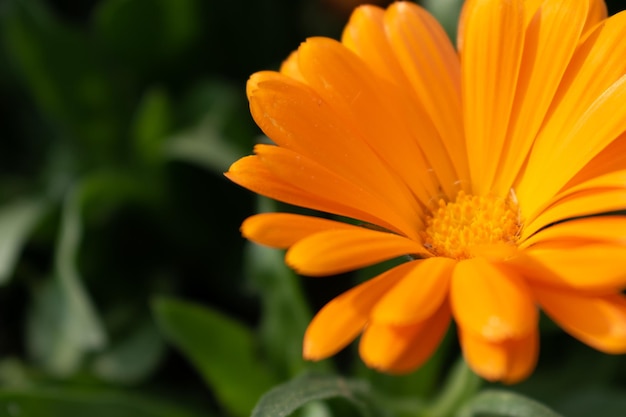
[227, 0, 626, 383]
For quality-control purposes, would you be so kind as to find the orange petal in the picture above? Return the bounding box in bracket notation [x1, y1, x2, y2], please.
[286, 228, 428, 276]
[523, 0, 605, 35]
[522, 186, 626, 239]
[585, 0, 608, 32]
[520, 216, 626, 249]
[524, 74, 626, 218]
[255, 144, 422, 238]
[522, 0, 543, 25]
[493, 0, 589, 194]
[555, 169, 626, 206]
[371, 257, 455, 324]
[359, 301, 451, 374]
[563, 132, 626, 190]
[296, 37, 450, 204]
[510, 243, 626, 293]
[517, 9, 626, 215]
[241, 213, 360, 249]
[460, 328, 539, 384]
[460, 0, 525, 194]
[247, 72, 421, 221]
[341, 5, 405, 84]
[303, 261, 416, 360]
[534, 287, 626, 354]
[383, 2, 468, 187]
[226, 156, 409, 235]
[451, 258, 537, 342]
[279, 50, 305, 82]
[554, 10, 626, 137]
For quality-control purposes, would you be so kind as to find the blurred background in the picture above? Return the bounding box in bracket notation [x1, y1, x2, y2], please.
[2, 0, 626, 416]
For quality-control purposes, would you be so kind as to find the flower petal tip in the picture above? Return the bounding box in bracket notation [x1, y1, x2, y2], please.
[302, 339, 325, 361]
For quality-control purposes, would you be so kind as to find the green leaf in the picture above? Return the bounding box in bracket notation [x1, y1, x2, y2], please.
[0, 388, 208, 417]
[131, 88, 172, 166]
[27, 186, 106, 376]
[152, 296, 279, 417]
[457, 390, 562, 417]
[245, 241, 315, 378]
[26, 278, 78, 376]
[164, 113, 244, 174]
[164, 80, 250, 174]
[27, 169, 160, 375]
[251, 374, 376, 417]
[0, 359, 32, 388]
[78, 170, 161, 223]
[0, 197, 46, 284]
[54, 187, 107, 348]
[91, 319, 166, 384]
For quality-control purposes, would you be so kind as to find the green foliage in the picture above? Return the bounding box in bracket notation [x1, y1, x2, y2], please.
[0, 388, 208, 417]
[27, 186, 106, 376]
[250, 374, 375, 417]
[421, 360, 482, 417]
[457, 390, 562, 417]
[91, 319, 165, 385]
[132, 88, 173, 167]
[244, 197, 329, 379]
[153, 297, 279, 417]
[0, 197, 46, 284]
[164, 82, 248, 174]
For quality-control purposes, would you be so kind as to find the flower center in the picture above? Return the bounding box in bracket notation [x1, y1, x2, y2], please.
[421, 191, 521, 260]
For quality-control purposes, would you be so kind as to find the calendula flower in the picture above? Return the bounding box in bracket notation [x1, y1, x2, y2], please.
[226, 0, 626, 383]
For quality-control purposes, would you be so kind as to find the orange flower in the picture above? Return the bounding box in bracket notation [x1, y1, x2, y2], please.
[226, 0, 626, 383]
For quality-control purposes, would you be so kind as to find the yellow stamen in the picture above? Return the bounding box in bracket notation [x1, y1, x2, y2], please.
[422, 191, 521, 260]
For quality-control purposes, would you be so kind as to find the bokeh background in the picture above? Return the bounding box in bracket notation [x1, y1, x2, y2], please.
[2, 0, 626, 416]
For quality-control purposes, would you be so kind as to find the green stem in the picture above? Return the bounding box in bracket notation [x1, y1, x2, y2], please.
[421, 358, 482, 417]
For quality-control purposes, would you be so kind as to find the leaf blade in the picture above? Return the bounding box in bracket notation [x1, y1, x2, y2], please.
[152, 296, 279, 417]
[457, 390, 563, 417]
[0, 387, 208, 417]
[251, 374, 373, 417]
[0, 197, 46, 284]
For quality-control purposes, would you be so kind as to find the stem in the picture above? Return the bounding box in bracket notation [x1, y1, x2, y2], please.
[421, 358, 482, 417]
